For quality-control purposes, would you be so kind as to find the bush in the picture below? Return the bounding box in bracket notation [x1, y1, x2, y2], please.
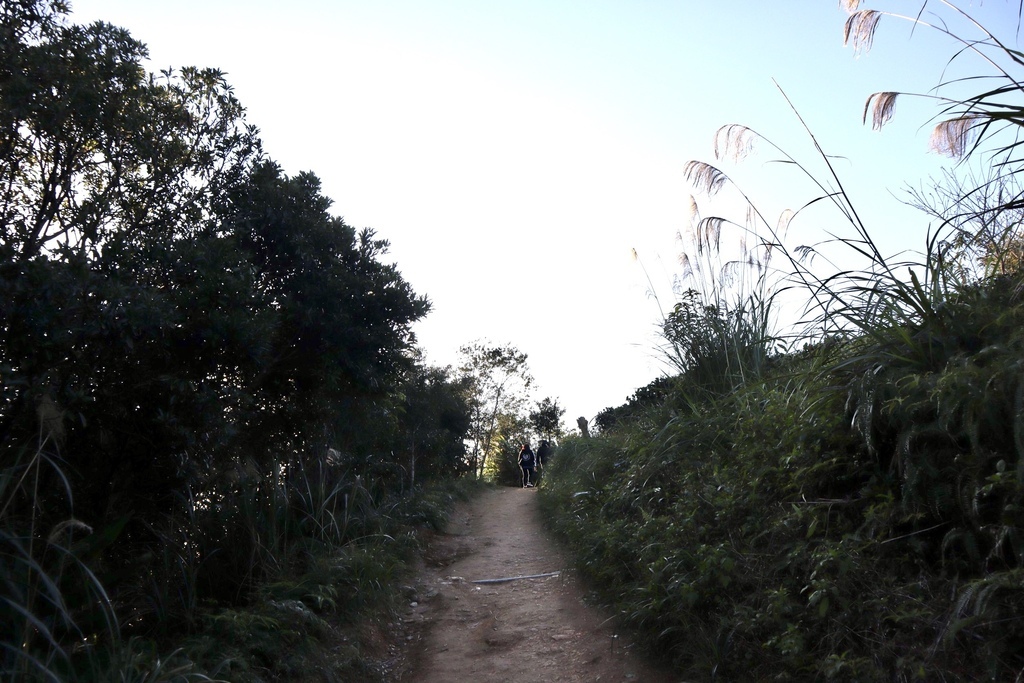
[541, 315, 1024, 679]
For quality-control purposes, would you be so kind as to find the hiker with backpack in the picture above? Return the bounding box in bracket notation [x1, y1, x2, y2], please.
[518, 443, 537, 488]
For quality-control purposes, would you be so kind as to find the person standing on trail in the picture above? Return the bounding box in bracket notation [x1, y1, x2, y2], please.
[535, 440, 552, 485]
[518, 443, 536, 488]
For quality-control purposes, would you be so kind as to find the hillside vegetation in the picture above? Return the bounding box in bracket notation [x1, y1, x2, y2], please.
[542, 3, 1024, 680]
[542, 287, 1024, 679]
[0, 2, 482, 680]
[6, 1, 1024, 681]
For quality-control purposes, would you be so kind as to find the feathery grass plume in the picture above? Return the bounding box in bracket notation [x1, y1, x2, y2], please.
[863, 91, 899, 130]
[678, 251, 693, 280]
[686, 194, 699, 226]
[931, 116, 980, 157]
[845, 2, 1024, 174]
[839, 0, 862, 13]
[714, 124, 759, 162]
[679, 208, 697, 247]
[721, 259, 745, 287]
[46, 518, 92, 544]
[683, 160, 729, 196]
[745, 203, 759, 235]
[776, 208, 794, 239]
[843, 10, 882, 54]
[698, 217, 724, 255]
[552, 4, 1024, 677]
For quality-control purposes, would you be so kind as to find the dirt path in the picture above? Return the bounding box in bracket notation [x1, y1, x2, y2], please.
[395, 486, 679, 682]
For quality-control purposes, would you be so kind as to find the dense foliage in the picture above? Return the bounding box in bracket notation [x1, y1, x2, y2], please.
[542, 2, 1024, 680]
[0, 2, 473, 680]
[542, 274, 1024, 679]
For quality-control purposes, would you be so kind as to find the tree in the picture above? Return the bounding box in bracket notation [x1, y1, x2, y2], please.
[528, 396, 564, 442]
[397, 355, 473, 487]
[0, 5, 258, 263]
[0, 3, 472, 676]
[488, 410, 533, 485]
[0, 3, 263, 526]
[222, 160, 430, 470]
[457, 341, 533, 477]
[0, 0, 431, 566]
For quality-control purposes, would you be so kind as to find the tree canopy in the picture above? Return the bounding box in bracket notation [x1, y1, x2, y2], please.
[0, 4, 472, 677]
[457, 340, 533, 477]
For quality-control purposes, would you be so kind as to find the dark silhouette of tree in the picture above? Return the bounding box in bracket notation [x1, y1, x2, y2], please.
[0, 0, 442, 629]
[529, 396, 564, 442]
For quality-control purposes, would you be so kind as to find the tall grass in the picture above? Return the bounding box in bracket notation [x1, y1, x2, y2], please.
[1, 396, 482, 681]
[638, 137, 789, 407]
[682, 0, 1024, 592]
[1, 403, 117, 681]
[0, 398, 233, 682]
[544, 3, 1024, 679]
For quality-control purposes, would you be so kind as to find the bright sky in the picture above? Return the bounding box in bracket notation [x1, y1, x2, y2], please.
[68, 0, 1019, 427]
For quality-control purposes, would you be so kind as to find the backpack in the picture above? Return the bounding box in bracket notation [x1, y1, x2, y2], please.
[520, 450, 534, 467]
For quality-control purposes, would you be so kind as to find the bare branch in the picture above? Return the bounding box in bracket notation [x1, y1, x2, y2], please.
[471, 571, 560, 584]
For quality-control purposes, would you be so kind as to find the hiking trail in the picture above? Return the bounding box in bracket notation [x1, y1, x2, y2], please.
[392, 485, 679, 682]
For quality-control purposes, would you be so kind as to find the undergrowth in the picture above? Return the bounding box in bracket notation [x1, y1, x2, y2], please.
[180, 479, 484, 683]
[1, 450, 485, 682]
[541, 271, 1024, 681]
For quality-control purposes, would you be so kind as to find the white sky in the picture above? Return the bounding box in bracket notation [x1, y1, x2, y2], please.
[68, 0, 1020, 427]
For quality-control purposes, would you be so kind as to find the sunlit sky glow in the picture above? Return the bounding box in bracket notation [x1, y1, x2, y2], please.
[68, 0, 1020, 427]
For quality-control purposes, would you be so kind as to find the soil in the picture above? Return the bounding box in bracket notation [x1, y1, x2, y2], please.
[391, 485, 680, 682]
